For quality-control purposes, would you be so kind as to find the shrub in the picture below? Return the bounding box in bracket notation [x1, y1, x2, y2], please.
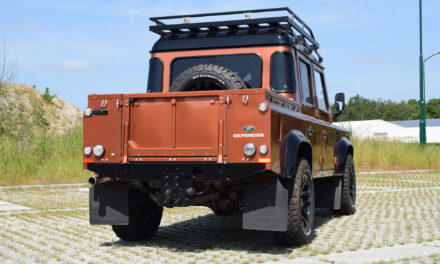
[41, 87, 55, 103]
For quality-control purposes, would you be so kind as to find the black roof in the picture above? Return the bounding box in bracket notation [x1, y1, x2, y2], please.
[149, 7, 322, 63]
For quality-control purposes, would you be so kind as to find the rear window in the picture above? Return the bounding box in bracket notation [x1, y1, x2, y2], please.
[171, 54, 262, 88]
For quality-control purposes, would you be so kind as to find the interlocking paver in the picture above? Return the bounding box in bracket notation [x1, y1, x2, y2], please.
[0, 171, 439, 263]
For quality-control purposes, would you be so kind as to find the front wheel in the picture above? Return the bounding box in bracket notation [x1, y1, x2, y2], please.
[112, 193, 163, 241]
[273, 158, 315, 247]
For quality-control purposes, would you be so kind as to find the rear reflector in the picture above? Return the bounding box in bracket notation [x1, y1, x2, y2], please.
[83, 158, 94, 163]
[258, 158, 271, 163]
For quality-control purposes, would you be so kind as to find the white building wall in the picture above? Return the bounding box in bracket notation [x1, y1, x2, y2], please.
[334, 120, 440, 143]
[407, 127, 440, 144]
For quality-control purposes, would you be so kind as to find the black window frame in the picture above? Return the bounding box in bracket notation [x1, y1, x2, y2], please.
[170, 53, 263, 89]
[270, 51, 297, 94]
[146, 57, 164, 93]
[298, 59, 314, 107]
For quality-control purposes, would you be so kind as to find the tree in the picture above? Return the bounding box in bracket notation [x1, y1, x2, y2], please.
[427, 99, 440, 118]
[407, 99, 420, 120]
[0, 38, 16, 86]
[331, 95, 439, 122]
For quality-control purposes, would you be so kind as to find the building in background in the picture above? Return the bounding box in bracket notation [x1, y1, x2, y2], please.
[335, 119, 440, 143]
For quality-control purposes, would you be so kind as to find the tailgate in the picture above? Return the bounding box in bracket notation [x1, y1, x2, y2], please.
[83, 94, 123, 163]
[126, 94, 226, 158]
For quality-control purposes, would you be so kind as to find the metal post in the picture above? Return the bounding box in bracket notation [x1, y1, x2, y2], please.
[419, 0, 427, 145]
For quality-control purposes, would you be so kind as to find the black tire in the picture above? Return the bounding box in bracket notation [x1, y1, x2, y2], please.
[170, 64, 247, 92]
[337, 154, 356, 215]
[273, 158, 315, 247]
[112, 193, 163, 241]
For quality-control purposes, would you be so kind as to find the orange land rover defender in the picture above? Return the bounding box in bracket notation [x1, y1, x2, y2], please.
[84, 8, 356, 247]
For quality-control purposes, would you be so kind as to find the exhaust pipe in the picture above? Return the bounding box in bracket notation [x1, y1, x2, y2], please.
[88, 177, 97, 186]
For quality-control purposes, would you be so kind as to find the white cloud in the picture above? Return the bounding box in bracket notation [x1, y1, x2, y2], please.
[58, 60, 96, 73]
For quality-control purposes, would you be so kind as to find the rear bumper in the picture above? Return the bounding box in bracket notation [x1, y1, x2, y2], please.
[87, 162, 266, 182]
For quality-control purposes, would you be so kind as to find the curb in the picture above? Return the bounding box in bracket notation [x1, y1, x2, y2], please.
[357, 169, 436, 175]
[0, 183, 87, 191]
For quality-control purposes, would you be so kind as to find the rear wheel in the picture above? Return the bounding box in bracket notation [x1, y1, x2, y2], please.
[337, 154, 356, 215]
[273, 158, 315, 247]
[170, 64, 247, 92]
[112, 194, 163, 241]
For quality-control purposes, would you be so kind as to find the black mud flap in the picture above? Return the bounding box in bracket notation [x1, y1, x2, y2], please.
[243, 175, 288, 232]
[314, 176, 342, 210]
[89, 181, 133, 225]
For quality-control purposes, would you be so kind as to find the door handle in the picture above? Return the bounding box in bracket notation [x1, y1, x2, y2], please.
[322, 130, 328, 140]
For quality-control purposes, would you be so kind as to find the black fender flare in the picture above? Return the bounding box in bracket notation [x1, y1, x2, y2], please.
[334, 137, 354, 173]
[279, 130, 312, 178]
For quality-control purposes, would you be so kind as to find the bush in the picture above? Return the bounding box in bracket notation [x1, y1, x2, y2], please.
[41, 87, 55, 103]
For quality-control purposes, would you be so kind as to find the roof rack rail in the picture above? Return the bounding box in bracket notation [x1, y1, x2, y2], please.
[149, 7, 322, 62]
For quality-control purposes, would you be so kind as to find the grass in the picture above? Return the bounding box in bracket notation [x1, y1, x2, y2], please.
[0, 125, 91, 185]
[0, 126, 439, 186]
[352, 137, 440, 171]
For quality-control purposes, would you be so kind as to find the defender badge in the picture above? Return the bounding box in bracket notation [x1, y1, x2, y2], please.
[243, 125, 255, 133]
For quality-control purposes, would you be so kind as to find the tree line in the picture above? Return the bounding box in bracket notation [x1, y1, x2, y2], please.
[331, 95, 440, 121]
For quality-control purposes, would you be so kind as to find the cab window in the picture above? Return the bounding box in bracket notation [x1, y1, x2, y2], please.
[314, 70, 328, 111]
[299, 60, 313, 105]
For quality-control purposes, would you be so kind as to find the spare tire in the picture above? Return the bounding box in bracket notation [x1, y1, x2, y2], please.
[170, 64, 247, 92]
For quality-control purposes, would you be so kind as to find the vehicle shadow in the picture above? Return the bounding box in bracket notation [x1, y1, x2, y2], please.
[100, 208, 338, 253]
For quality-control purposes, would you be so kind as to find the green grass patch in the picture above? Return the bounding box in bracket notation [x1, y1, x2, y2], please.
[1, 130, 439, 185]
[352, 137, 440, 171]
[0, 125, 92, 185]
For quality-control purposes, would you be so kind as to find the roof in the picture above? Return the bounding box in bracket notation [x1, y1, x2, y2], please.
[151, 28, 293, 52]
[390, 119, 440, 128]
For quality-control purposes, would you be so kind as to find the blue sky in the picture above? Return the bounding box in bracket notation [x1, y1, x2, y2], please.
[1, 0, 439, 110]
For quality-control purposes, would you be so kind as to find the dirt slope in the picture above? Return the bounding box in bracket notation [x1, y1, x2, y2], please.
[0, 83, 81, 135]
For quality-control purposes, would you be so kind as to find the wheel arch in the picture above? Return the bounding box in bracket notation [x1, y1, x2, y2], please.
[334, 137, 354, 173]
[279, 130, 312, 178]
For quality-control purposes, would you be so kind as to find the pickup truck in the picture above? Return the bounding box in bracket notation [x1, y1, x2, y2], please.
[84, 7, 356, 247]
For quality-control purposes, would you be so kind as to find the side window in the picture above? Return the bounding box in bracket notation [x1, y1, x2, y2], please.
[270, 52, 296, 93]
[314, 70, 328, 111]
[147, 58, 163, 93]
[299, 60, 313, 105]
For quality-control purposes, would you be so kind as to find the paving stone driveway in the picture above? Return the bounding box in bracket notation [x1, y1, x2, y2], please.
[0, 171, 439, 263]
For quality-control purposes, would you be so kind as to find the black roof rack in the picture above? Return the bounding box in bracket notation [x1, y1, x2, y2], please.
[150, 8, 322, 62]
